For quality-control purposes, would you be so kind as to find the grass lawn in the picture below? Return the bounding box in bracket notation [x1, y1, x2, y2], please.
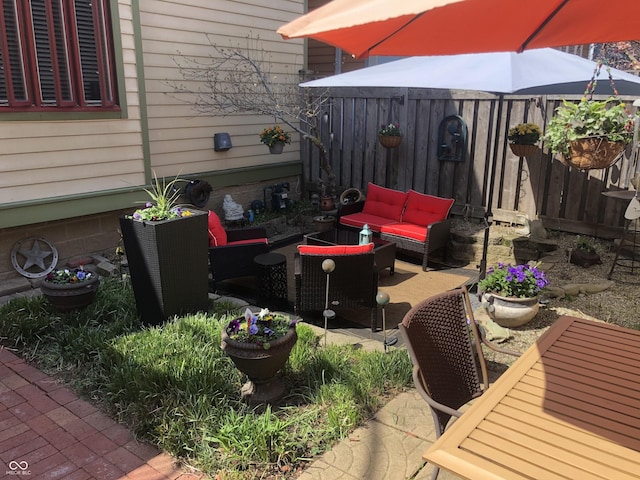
[0, 277, 413, 479]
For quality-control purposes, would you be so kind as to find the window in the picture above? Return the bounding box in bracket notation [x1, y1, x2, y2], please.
[0, 0, 117, 110]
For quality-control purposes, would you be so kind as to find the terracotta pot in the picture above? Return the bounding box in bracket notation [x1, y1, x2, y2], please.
[221, 323, 298, 405]
[378, 134, 403, 149]
[509, 143, 538, 157]
[41, 276, 100, 312]
[269, 142, 285, 154]
[312, 215, 335, 232]
[482, 293, 539, 328]
[319, 195, 335, 211]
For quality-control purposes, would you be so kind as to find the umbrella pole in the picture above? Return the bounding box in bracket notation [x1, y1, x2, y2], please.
[478, 96, 504, 293]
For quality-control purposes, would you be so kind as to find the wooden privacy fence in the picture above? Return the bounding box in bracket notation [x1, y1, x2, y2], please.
[301, 87, 639, 238]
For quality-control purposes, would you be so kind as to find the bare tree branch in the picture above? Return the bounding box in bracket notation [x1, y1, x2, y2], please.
[169, 34, 336, 195]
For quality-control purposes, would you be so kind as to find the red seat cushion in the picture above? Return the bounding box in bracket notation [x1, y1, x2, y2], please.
[208, 211, 228, 247]
[297, 243, 374, 255]
[339, 212, 398, 232]
[381, 222, 429, 242]
[401, 190, 454, 227]
[362, 183, 407, 222]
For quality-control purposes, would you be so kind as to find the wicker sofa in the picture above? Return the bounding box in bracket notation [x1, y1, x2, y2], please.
[338, 183, 454, 271]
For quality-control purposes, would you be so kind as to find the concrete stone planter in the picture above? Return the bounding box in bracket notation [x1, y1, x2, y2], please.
[482, 293, 539, 328]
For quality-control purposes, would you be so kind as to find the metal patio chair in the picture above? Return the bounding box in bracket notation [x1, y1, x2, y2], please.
[399, 286, 520, 480]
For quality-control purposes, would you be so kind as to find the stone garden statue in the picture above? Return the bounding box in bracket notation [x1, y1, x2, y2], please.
[223, 194, 244, 221]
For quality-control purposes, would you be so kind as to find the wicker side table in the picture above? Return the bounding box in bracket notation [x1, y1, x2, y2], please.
[254, 252, 288, 310]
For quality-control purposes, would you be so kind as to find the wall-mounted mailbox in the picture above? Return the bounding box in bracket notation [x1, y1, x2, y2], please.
[213, 133, 232, 151]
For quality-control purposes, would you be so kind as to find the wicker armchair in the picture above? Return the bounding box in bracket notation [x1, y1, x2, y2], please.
[294, 248, 379, 332]
[399, 286, 520, 480]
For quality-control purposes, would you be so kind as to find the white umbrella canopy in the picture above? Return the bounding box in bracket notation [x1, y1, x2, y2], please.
[301, 48, 640, 95]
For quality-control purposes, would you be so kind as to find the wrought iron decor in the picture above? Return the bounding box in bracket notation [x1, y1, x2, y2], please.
[437, 115, 468, 162]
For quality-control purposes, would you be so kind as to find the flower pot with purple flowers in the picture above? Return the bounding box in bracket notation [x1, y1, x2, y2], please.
[479, 263, 549, 328]
[41, 267, 100, 312]
[221, 308, 300, 405]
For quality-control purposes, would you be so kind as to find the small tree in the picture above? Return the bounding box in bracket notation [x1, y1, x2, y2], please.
[171, 35, 336, 196]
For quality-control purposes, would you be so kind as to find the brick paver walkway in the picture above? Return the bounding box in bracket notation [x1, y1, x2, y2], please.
[0, 348, 205, 479]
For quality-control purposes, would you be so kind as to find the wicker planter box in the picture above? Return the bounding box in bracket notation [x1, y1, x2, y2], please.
[119, 211, 209, 325]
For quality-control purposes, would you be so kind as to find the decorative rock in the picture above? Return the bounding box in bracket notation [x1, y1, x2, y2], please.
[560, 284, 582, 296]
[580, 281, 615, 294]
[513, 247, 539, 264]
[570, 249, 601, 267]
[542, 286, 566, 298]
[538, 253, 565, 264]
[552, 281, 615, 297]
[528, 238, 558, 253]
[97, 261, 119, 278]
[529, 219, 548, 239]
[474, 307, 512, 343]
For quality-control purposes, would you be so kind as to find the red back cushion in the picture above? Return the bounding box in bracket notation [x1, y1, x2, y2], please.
[297, 243, 374, 255]
[362, 183, 407, 222]
[208, 211, 227, 247]
[401, 190, 454, 226]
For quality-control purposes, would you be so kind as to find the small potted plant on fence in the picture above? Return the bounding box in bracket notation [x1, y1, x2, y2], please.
[259, 125, 292, 154]
[221, 308, 300, 405]
[119, 171, 209, 325]
[378, 122, 403, 148]
[545, 96, 636, 170]
[507, 122, 542, 157]
[41, 266, 100, 312]
[479, 262, 549, 328]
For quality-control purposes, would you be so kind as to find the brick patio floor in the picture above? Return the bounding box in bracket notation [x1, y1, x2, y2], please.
[0, 348, 205, 480]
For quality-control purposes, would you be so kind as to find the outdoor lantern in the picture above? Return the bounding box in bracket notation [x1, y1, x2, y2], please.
[213, 133, 232, 151]
[359, 224, 373, 245]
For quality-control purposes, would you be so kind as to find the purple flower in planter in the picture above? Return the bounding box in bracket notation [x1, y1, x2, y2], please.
[249, 322, 259, 335]
[227, 318, 241, 334]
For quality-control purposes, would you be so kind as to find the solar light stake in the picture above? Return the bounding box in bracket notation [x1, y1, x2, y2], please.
[376, 291, 396, 353]
[322, 259, 336, 347]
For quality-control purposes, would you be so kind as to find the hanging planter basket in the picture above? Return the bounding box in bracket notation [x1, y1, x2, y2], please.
[378, 134, 403, 149]
[561, 136, 626, 171]
[509, 143, 538, 157]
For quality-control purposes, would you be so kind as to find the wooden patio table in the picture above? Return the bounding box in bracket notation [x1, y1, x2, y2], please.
[423, 315, 640, 480]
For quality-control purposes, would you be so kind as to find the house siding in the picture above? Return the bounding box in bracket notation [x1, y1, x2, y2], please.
[0, 0, 145, 207]
[0, 0, 306, 282]
[138, 0, 305, 178]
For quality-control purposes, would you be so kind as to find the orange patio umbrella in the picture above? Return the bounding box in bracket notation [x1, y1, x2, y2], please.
[278, 0, 640, 59]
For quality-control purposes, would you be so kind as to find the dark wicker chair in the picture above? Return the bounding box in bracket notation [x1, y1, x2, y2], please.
[294, 250, 379, 332]
[208, 227, 269, 292]
[399, 286, 520, 480]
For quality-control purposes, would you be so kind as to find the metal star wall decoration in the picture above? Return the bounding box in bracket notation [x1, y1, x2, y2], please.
[11, 237, 58, 278]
